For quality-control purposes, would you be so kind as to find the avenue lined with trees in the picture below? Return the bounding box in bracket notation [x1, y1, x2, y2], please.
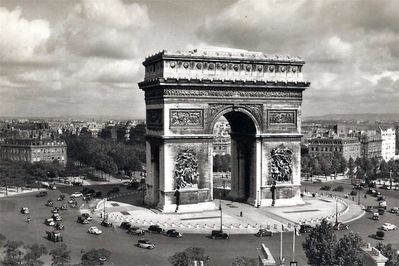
[302, 153, 399, 183]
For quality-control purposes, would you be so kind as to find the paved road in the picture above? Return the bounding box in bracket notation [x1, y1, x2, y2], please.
[304, 181, 399, 249]
[1, 181, 398, 265]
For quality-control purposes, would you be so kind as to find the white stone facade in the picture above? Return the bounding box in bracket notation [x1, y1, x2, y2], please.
[379, 127, 396, 161]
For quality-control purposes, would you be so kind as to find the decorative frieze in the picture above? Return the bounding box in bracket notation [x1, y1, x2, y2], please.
[268, 110, 296, 125]
[146, 109, 163, 128]
[170, 109, 203, 128]
[162, 88, 302, 99]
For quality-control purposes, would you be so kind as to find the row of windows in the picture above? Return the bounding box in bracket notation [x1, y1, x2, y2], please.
[33, 148, 65, 154]
[310, 147, 343, 152]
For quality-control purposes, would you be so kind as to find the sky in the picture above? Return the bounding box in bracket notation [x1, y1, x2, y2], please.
[0, 0, 398, 119]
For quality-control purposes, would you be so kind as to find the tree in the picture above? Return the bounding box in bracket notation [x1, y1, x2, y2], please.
[2, 240, 24, 266]
[375, 242, 399, 266]
[232, 256, 257, 266]
[23, 243, 48, 266]
[50, 243, 71, 266]
[0, 233, 6, 248]
[303, 219, 337, 266]
[335, 232, 363, 266]
[168, 247, 209, 266]
[81, 248, 111, 266]
[319, 157, 332, 177]
[303, 219, 364, 266]
[348, 157, 355, 178]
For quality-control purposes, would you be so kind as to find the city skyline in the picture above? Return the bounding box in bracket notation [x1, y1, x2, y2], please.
[1, 0, 398, 118]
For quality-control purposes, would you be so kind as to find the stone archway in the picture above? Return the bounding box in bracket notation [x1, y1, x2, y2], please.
[139, 48, 310, 212]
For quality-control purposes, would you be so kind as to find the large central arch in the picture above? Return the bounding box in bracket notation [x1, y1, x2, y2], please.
[139, 48, 310, 212]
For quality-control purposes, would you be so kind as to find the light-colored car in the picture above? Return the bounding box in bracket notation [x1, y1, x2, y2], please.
[390, 207, 399, 214]
[137, 239, 155, 249]
[382, 223, 397, 231]
[81, 213, 93, 221]
[70, 192, 83, 198]
[88, 226, 102, 235]
[20, 207, 30, 214]
[45, 218, 55, 226]
[379, 201, 387, 208]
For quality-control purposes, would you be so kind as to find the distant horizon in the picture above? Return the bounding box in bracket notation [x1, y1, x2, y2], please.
[1, 111, 399, 122]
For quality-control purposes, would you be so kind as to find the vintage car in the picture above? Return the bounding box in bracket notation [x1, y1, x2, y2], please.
[333, 222, 349, 230]
[166, 229, 183, 238]
[20, 207, 30, 214]
[127, 227, 145, 236]
[148, 225, 163, 233]
[46, 230, 63, 242]
[137, 239, 155, 249]
[44, 218, 55, 226]
[255, 229, 273, 237]
[211, 230, 229, 240]
[88, 226, 102, 235]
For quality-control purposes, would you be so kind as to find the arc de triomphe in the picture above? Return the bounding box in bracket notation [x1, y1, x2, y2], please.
[138, 48, 310, 212]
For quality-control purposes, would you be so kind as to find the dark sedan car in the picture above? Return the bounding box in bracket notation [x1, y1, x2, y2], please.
[166, 229, 182, 238]
[148, 225, 164, 233]
[299, 224, 313, 233]
[211, 230, 229, 240]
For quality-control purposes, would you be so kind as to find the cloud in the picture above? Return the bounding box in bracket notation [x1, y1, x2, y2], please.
[0, 7, 50, 63]
[0, 0, 150, 118]
[196, 0, 399, 116]
[65, 0, 150, 59]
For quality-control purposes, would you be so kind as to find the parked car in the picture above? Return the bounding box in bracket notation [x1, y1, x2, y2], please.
[46, 230, 63, 242]
[45, 200, 54, 207]
[101, 220, 113, 227]
[20, 207, 30, 214]
[68, 199, 76, 204]
[378, 207, 385, 215]
[137, 239, 155, 249]
[320, 185, 331, 191]
[127, 226, 145, 236]
[148, 225, 164, 234]
[379, 201, 387, 209]
[36, 191, 48, 197]
[88, 226, 102, 235]
[57, 195, 65, 201]
[381, 184, 390, 190]
[375, 230, 385, 240]
[81, 213, 93, 221]
[55, 222, 64, 230]
[372, 212, 379, 220]
[373, 191, 381, 197]
[390, 207, 399, 214]
[60, 204, 68, 210]
[77, 216, 89, 224]
[313, 179, 322, 183]
[382, 223, 397, 231]
[51, 207, 60, 214]
[166, 229, 182, 238]
[299, 224, 313, 233]
[211, 230, 229, 240]
[333, 222, 349, 230]
[70, 192, 83, 198]
[366, 206, 374, 212]
[255, 228, 273, 237]
[120, 222, 132, 230]
[44, 218, 55, 226]
[367, 189, 376, 194]
[52, 214, 62, 221]
[377, 195, 386, 201]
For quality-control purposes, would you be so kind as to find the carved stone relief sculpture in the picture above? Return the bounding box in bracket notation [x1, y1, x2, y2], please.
[170, 110, 203, 127]
[270, 145, 293, 182]
[174, 149, 199, 189]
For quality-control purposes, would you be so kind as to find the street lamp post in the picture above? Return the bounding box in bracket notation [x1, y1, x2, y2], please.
[335, 197, 338, 224]
[219, 199, 223, 232]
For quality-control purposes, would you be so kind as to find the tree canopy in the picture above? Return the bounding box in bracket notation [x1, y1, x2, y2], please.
[303, 219, 363, 266]
[168, 247, 209, 266]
